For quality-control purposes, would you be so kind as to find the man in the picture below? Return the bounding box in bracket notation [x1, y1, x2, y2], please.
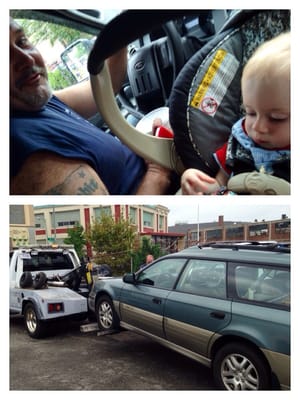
[137, 254, 154, 272]
[10, 17, 172, 195]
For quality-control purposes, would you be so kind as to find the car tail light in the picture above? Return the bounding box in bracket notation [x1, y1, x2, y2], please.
[48, 303, 64, 313]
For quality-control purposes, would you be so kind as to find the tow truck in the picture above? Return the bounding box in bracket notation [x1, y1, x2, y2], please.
[10, 244, 90, 338]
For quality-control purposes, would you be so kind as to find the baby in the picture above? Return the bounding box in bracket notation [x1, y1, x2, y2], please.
[181, 32, 290, 195]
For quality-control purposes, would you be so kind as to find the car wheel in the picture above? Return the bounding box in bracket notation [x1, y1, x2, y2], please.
[33, 272, 47, 289]
[96, 295, 120, 332]
[213, 342, 271, 390]
[24, 303, 46, 339]
[19, 272, 33, 288]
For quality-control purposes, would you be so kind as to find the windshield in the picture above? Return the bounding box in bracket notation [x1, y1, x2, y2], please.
[97, 9, 122, 24]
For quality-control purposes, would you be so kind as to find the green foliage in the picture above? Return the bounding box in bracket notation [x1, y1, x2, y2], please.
[132, 236, 165, 271]
[86, 213, 136, 275]
[63, 224, 86, 260]
[48, 66, 77, 90]
[16, 18, 92, 47]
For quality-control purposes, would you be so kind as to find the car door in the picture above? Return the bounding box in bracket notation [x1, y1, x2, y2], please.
[164, 259, 232, 357]
[119, 258, 187, 338]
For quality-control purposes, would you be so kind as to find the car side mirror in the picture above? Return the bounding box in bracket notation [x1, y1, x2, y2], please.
[61, 38, 95, 83]
[123, 273, 136, 284]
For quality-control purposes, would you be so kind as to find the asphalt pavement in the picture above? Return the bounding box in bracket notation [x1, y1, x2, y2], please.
[10, 315, 216, 391]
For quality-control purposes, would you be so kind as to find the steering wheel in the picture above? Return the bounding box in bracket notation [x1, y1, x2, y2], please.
[88, 10, 188, 173]
[120, 20, 186, 116]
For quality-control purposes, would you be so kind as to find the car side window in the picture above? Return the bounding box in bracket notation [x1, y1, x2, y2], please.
[15, 17, 94, 90]
[234, 265, 290, 307]
[137, 258, 186, 290]
[176, 259, 226, 299]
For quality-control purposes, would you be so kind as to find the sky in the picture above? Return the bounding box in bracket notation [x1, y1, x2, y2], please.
[161, 197, 291, 226]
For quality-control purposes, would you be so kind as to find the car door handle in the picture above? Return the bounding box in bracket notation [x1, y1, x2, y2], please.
[152, 298, 162, 305]
[210, 311, 225, 319]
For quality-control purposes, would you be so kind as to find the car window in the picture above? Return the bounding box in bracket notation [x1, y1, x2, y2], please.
[15, 17, 94, 90]
[137, 258, 186, 290]
[22, 252, 74, 272]
[234, 265, 290, 307]
[176, 259, 226, 299]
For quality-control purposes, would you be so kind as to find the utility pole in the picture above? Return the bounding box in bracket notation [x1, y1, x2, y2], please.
[53, 206, 56, 243]
[197, 204, 200, 244]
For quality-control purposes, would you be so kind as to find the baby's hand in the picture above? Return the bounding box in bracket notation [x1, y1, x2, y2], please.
[181, 169, 220, 195]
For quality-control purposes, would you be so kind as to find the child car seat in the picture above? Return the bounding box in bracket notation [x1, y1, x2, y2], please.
[169, 10, 290, 194]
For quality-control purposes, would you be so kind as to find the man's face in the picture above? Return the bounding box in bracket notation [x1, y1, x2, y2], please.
[10, 18, 52, 112]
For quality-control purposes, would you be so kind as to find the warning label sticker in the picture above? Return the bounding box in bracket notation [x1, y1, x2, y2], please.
[190, 49, 239, 117]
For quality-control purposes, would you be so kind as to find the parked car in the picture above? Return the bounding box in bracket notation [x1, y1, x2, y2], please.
[88, 241, 290, 390]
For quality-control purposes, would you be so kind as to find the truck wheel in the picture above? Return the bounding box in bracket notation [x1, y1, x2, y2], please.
[19, 272, 33, 288]
[33, 272, 47, 289]
[212, 342, 271, 390]
[96, 295, 120, 332]
[24, 303, 46, 338]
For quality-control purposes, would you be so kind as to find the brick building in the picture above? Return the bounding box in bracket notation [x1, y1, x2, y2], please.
[169, 214, 290, 247]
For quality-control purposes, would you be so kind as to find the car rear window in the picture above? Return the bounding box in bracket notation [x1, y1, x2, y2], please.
[22, 252, 74, 272]
[234, 265, 290, 308]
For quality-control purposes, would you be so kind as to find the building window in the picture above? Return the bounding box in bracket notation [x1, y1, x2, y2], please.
[159, 215, 164, 230]
[190, 231, 199, 241]
[143, 211, 154, 227]
[94, 206, 112, 219]
[206, 229, 222, 241]
[226, 226, 244, 240]
[249, 223, 268, 237]
[35, 214, 46, 228]
[129, 207, 137, 225]
[57, 220, 78, 227]
[274, 220, 290, 233]
[10, 205, 25, 224]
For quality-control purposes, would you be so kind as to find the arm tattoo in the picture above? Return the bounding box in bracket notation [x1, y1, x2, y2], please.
[45, 165, 108, 195]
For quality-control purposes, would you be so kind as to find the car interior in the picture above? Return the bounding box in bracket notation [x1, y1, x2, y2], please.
[11, 9, 290, 194]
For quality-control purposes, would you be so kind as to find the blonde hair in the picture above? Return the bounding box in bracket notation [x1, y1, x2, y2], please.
[242, 32, 290, 84]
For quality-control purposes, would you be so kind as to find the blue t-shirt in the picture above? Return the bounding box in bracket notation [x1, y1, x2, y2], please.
[10, 96, 145, 194]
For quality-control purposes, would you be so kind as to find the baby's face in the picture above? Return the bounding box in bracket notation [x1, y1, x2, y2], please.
[242, 77, 290, 149]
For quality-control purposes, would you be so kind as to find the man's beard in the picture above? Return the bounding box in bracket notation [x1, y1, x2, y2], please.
[14, 65, 53, 110]
[17, 82, 52, 109]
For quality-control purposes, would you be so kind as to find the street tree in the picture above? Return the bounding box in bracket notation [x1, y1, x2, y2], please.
[86, 213, 136, 275]
[64, 224, 86, 260]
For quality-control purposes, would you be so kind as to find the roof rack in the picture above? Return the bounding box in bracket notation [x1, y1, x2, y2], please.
[198, 241, 290, 253]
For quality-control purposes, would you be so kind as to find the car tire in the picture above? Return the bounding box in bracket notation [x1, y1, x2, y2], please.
[24, 303, 46, 339]
[19, 272, 33, 288]
[96, 295, 120, 332]
[33, 272, 47, 289]
[212, 342, 271, 390]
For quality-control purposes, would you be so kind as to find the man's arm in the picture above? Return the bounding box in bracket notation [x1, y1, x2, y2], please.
[11, 152, 172, 195]
[55, 48, 127, 119]
[10, 152, 109, 195]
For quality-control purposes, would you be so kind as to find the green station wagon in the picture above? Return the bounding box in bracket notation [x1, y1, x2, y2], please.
[88, 242, 290, 390]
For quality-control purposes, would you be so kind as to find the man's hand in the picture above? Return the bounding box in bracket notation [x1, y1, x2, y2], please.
[135, 160, 172, 195]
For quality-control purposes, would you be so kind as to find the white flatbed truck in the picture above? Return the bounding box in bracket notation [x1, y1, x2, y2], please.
[10, 245, 89, 338]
